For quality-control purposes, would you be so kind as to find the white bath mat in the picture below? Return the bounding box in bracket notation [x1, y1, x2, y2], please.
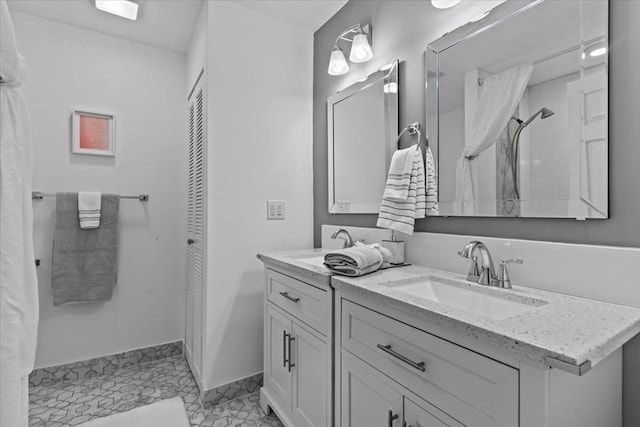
[77, 397, 190, 427]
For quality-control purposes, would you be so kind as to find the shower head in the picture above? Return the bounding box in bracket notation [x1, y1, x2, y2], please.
[521, 107, 555, 127]
[540, 107, 554, 119]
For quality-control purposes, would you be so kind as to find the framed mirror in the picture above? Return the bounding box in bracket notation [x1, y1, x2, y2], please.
[426, 0, 608, 219]
[328, 60, 398, 214]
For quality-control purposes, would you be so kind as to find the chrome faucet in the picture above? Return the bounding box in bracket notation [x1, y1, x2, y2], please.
[458, 241, 497, 286]
[331, 228, 355, 248]
[459, 241, 524, 288]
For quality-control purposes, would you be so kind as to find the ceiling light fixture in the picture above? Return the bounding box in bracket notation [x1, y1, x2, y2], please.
[583, 38, 608, 61]
[589, 47, 607, 57]
[431, 0, 462, 9]
[95, 0, 139, 21]
[328, 24, 373, 76]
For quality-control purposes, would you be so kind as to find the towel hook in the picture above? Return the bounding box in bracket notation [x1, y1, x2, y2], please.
[396, 123, 422, 150]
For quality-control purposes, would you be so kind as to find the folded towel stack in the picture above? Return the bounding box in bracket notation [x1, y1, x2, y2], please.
[377, 146, 426, 235]
[323, 243, 392, 277]
[425, 147, 439, 216]
[78, 191, 102, 229]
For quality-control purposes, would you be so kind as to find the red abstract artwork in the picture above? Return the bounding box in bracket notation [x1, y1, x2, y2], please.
[79, 115, 110, 150]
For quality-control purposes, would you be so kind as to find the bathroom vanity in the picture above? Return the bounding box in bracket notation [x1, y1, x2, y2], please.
[332, 265, 640, 427]
[257, 250, 334, 427]
[258, 248, 640, 427]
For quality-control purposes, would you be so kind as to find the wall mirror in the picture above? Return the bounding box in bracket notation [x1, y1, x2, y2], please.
[426, 0, 608, 218]
[328, 60, 398, 214]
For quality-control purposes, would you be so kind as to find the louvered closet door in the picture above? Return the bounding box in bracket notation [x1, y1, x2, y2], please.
[186, 75, 205, 384]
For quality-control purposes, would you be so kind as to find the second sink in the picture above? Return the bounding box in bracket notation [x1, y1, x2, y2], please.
[386, 276, 547, 321]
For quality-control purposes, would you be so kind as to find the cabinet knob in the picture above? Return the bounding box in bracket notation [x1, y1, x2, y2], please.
[187, 238, 195, 245]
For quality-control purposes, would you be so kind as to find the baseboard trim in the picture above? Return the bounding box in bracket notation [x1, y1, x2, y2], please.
[201, 372, 263, 408]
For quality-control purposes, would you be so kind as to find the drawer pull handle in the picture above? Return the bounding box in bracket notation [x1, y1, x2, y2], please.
[388, 410, 398, 427]
[279, 291, 300, 303]
[288, 335, 296, 372]
[377, 344, 426, 372]
[283, 331, 289, 368]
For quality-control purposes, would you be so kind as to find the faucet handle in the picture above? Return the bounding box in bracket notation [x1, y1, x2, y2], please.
[495, 259, 523, 289]
[466, 256, 480, 282]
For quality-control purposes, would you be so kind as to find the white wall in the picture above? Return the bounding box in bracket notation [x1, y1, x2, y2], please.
[187, 1, 207, 95]
[202, 1, 314, 390]
[11, 12, 187, 368]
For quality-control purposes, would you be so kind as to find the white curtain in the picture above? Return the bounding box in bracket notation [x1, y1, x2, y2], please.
[454, 63, 533, 214]
[0, 1, 39, 426]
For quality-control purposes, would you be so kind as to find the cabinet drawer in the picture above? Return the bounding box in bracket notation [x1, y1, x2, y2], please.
[267, 269, 327, 335]
[341, 299, 518, 427]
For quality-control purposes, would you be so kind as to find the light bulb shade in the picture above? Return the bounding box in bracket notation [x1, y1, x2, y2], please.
[349, 33, 373, 63]
[95, 0, 139, 20]
[328, 47, 349, 76]
[431, 0, 462, 9]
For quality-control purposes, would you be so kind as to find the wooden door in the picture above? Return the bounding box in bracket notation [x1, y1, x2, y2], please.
[185, 75, 205, 382]
[341, 351, 403, 427]
[266, 305, 293, 407]
[292, 322, 328, 427]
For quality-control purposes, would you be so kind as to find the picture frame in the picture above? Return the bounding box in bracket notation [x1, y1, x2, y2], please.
[72, 110, 116, 156]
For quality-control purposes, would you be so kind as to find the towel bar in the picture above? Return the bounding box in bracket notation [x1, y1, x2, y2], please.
[32, 192, 149, 202]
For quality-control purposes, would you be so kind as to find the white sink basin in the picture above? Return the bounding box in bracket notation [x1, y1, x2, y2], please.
[388, 277, 546, 321]
[295, 254, 327, 268]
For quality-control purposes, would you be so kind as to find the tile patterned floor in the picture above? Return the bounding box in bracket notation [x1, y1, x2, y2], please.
[29, 356, 284, 427]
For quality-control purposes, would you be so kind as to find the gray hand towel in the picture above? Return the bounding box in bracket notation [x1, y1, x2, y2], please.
[52, 192, 120, 305]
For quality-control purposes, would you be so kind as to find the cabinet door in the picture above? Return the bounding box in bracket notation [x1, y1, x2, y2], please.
[292, 322, 328, 427]
[266, 305, 292, 408]
[404, 397, 465, 427]
[341, 351, 403, 427]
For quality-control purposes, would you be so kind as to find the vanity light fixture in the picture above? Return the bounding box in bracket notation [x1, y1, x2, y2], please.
[95, 0, 139, 21]
[328, 24, 373, 76]
[431, 0, 462, 9]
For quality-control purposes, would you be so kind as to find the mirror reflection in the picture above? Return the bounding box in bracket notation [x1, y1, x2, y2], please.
[328, 60, 398, 214]
[426, 0, 608, 218]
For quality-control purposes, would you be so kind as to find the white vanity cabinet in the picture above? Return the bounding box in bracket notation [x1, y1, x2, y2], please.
[339, 299, 517, 427]
[335, 289, 625, 427]
[261, 267, 333, 427]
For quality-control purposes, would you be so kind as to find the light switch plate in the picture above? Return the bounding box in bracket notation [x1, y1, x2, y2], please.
[267, 200, 285, 220]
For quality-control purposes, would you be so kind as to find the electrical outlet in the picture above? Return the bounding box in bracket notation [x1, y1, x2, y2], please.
[267, 200, 285, 220]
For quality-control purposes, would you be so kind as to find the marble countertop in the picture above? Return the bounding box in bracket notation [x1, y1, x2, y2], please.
[256, 250, 640, 374]
[257, 248, 332, 285]
[331, 264, 640, 374]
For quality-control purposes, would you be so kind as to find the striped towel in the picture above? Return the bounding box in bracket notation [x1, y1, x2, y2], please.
[425, 147, 439, 216]
[78, 191, 101, 229]
[377, 146, 426, 235]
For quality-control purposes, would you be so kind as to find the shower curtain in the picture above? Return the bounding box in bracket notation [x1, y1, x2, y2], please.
[0, 1, 39, 426]
[454, 63, 533, 215]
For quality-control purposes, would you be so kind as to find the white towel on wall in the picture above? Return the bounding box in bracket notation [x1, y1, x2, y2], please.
[425, 147, 439, 216]
[377, 146, 426, 235]
[78, 191, 101, 229]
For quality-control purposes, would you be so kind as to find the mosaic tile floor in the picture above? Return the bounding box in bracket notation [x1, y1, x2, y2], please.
[29, 356, 284, 427]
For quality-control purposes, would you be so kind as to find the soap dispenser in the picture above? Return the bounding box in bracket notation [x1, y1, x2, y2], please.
[381, 231, 405, 265]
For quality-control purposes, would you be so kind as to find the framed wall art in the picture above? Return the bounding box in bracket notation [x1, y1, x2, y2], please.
[72, 110, 115, 156]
